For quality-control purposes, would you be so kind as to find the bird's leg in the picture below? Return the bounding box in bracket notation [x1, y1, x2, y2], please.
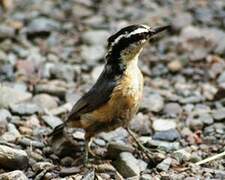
[84, 138, 90, 165]
[87, 137, 97, 157]
[126, 127, 154, 160]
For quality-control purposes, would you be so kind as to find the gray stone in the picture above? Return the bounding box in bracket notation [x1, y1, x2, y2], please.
[152, 119, 176, 131]
[156, 157, 172, 171]
[113, 152, 141, 178]
[0, 86, 32, 108]
[1, 123, 21, 142]
[140, 137, 180, 152]
[212, 108, 225, 121]
[141, 89, 164, 112]
[34, 81, 67, 98]
[81, 45, 105, 65]
[153, 129, 180, 142]
[217, 71, 225, 84]
[0, 24, 15, 39]
[129, 113, 151, 135]
[0, 145, 28, 169]
[163, 103, 182, 117]
[172, 149, 191, 163]
[32, 162, 54, 173]
[0, 109, 11, 135]
[82, 30, 110, 46]
[33, 94, 58, 110]
[107, 142, 135, 159]
[172, 12, 193, 30]
[41, 115, 63, 129]
[10, 103, 41, 115]
[0, 170, 28, 180]
[26, 17, 60, 34]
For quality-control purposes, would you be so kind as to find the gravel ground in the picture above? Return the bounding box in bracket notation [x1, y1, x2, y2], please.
[1, 0, 225, 179]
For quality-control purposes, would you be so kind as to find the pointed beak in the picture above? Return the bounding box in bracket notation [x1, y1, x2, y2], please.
[148, 25, 171, 38]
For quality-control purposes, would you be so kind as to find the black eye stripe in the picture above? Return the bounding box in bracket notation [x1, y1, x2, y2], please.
[109, 32, 148, 60]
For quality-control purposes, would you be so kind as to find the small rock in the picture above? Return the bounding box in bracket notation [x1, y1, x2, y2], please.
[0, 24, 15, 39]
[188, 118, 204, 131]
[0, 170, 28, 180]
[32, 162, 54, 173]
[60, 167, 80, 177]
[107, 142, 135, 159]
[26, 17, 60, 35]
[1, 123, 21, 142]
[172, 149, 191, 163]
[34, 81, 67, 98]
[141, 137, 180, 152]
[212, 108, 225, 121]
[33, 94, 58, 110]
[81, 45, 105, 65]
[156, 157, 172, 171]
[82, 30, 110, 46]
[163, 103, 182, 117]
[168, 59, 183, 72]
[10, 103, 41, 116]
[172, 12, 193, 31]
[152, 119, 176, 131]
[0, 109, 10, 135]
[0, 86, 32, 108]
[141, 88, 164, 112]
[113, 152, 141, 178]
[153, 129, 180, 142]
[129, 113, 151, 135]
[0, 145, 28, 169]
[41, 115, 63, 129]
[60, 156, 74, 167]
[72, 130, 85, 140]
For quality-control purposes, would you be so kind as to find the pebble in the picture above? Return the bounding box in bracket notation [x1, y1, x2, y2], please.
[140, 137, 180, 152]
[168, 59, 183, 72]
[163, 103, 182, 117]
[0, 145, 28, 169]
[81, 45, 105, 65]
[10, 103, 41, 115]
[60, 167, 80, 177]
[0, 109, 10, 135]
[0, 24, 15, 39]
[113, 152, 142, 178]
[0, 86, 32, 108]
[0, 170, 28, 180]
[107, 141, 135, 159]
[141, 89, 164, 112]
[26, 17, 60, 35]
[152, 119, 176, 131]
[129, 113, 151, 135]
[32, 162, 55, 173]
[34, 82, 67, 98]
[32, 94, 58, 110]
[153, 129, 180, 142]
[17, 137, 44, 148]
[172, 12, 193, 30]
[82, 30, 110, 46]
[1, 123, 21, 142]
[212, 108, 225, 121]
[60, 156, 74, 167]
[172, 149, 191, 163]
[156, 157, 172, 171]
[41, 115, 63, 129]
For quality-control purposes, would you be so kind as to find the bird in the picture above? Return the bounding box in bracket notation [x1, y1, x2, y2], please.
[50, 24, 170, 164]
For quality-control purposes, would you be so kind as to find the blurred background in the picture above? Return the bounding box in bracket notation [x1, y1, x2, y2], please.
[1, 0, 225, 179]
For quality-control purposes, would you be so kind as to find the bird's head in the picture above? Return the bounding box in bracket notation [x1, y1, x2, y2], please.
[106, 24, 170, 64]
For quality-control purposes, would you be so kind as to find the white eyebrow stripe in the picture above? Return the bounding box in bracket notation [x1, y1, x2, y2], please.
[127, 28, 148, 37]
[111, 27, 149, 47]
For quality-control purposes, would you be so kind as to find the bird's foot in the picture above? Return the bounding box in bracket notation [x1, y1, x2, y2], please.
[126, 127, 155, 161]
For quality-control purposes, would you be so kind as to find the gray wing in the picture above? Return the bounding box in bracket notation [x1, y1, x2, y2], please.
[66, 68, 118, 122]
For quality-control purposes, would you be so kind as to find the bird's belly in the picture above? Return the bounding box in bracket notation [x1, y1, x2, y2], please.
[80, 68, 143, 130]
